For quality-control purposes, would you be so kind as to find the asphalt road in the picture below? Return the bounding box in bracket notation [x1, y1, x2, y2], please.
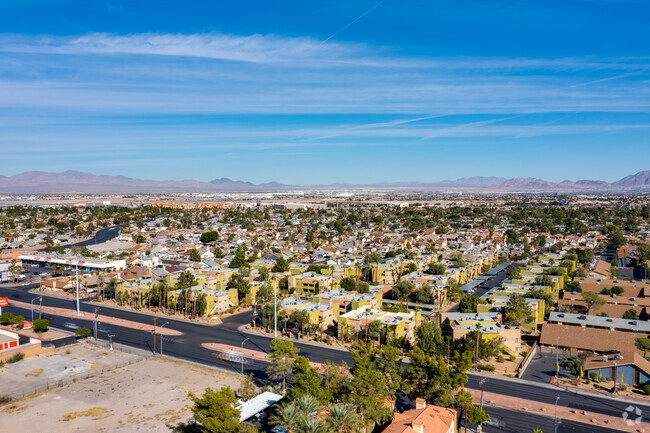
[35, 225, 122, 253]
[2, 283, 650, 425]
[479, 406, 623, 433]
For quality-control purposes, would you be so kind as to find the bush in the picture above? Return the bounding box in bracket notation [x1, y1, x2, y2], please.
[6, 352, 25, 364]
[509, 355, 515, 362]
[520, 351, 528, 358]
[590, 372, 598, 381]
[578, 351, 593, 359]
[75, 328, 91, 337]
[497, 355, 505, 363]
[32, 319, 49, 332]
[0, 395, 12, 404]
[0, 312, 15, 325]
[477, 364, 495, 372]
[643, 384, 650, 396]
[620, 384, 627, 392]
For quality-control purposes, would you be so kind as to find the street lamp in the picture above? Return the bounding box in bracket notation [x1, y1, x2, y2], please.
[554, 396, 561, 433]
[241, 337, 250, 375]
[93, 307, 101, 340]
[30, 297, 39, 322]
[159, 322, 170, 356]
[274, 280, 278, 338]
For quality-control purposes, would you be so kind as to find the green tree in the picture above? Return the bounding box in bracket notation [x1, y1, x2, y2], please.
[364, 252, 382, 264]
[426, 262, 446, 275]
[227, 274, 250, 304]
[229, 251, 247, 269]
[327, 404, 361, 433]
[623, 308, 639, 320]
[506, 266, 521, 279]
[346, 342, 394, 427]
[196, 294, 208, 317]
[458, 295, 487, 313]
[565, 280, 582, 292]
[413, 284, 433, 304]
[267, 338, 299, 390]
[392, 280, 414, 300]
[582, 291, 606, 314]
[187, 386, 246, 433]
[502, 294, 534, 325]
[32, 319, 49, 332]
[416, 320, 444, 354]
[190, 249, 202, 262]
[288, 356, 332, 405]
[200, 231, 219, 244]
[237, 374, 258, 401]
[270, 403, 303, 432]
[635, 337, 650, 357]
[272, 257, 290, 273]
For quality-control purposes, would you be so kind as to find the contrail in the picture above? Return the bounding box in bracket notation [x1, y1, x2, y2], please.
[320, 0, 386, 45]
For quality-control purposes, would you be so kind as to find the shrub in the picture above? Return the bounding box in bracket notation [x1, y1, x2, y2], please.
[520, 351, 528, 358]
[509, 355, 515, 362]
[0, 395, 12, 404]
[0, 312, 15, 325]
[32, 319, 49, 332]
[620, 384, 627, 392]
[590, 372, 597, 381]
[497, 355, 505, 363]
[6, 352, 25, 363]
[75, 328, 91, 337]
[643, 384, 650, 396]
[477, 364, 495, 372]
[578, 351, 593, 359]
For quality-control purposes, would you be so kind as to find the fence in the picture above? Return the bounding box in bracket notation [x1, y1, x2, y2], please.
[3, 352, 146, 400]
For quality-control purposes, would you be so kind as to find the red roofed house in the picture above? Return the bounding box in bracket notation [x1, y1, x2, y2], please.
[384, 398, 457, 433]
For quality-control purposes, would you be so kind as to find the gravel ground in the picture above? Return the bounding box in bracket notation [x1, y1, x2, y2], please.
[0, 346, 242, 432]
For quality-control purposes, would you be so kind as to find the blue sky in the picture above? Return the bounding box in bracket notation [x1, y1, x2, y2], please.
[1, 0, 649, 184]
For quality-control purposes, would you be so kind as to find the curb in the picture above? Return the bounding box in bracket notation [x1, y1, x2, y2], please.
[238, 325, 351, 353]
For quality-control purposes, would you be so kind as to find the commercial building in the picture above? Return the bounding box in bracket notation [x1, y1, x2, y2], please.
[19, 254, 126, 271]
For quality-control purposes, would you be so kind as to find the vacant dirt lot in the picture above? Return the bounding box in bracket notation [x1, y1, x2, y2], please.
[0, 346, 242, 432]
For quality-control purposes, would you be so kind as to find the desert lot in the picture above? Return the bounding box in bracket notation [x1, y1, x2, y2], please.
[0, 345, 242, 432]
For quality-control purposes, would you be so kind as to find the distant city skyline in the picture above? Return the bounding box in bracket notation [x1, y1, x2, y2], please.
[1, 0, 649, 183]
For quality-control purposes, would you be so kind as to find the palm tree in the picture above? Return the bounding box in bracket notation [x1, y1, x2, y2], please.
[297, 418, 328, 433]
[296, 395, 321, 415]
[327, 404, 360, 433]
[270, 403, 303, 433]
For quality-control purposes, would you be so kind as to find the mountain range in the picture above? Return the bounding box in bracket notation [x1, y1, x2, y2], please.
[0, 170, 649, 194]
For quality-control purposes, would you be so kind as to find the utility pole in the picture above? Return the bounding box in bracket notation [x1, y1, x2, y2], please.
[555, 336, 560, 385]
[274, 280, 278, 338]
[479, 377, 488, 411]
[613, 361, 618, 395]
[474, 327, 481, 372]
[160, 322, 169, 356]
[75, 264, 80, 315]
[39, 296, 43, 320]
[153, 318, 158, 354]
[93, 308, 101, 340]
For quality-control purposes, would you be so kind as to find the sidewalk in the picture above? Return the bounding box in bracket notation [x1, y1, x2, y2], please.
[9, 299, 182, 336]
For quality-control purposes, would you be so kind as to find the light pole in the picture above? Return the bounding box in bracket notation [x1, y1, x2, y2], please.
[93, 307, 101, 340]
[274, 280, 278, 338]
[159, 322, 169, 356]
[479, 378, 488, 411]
[74, 264, 81, 315]
[30, 297, 39, 322]
[241, 337, 250, 375]
[555, 336, 560, 385]
[613, 360, 618, 395]
[554, 396, 560, 433]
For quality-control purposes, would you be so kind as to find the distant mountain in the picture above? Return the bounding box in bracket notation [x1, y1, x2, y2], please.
[612, 170, 650, 189]
[0, 170, 649, 194]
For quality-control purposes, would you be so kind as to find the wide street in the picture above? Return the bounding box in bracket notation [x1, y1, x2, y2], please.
[2, 282, 650, 431]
